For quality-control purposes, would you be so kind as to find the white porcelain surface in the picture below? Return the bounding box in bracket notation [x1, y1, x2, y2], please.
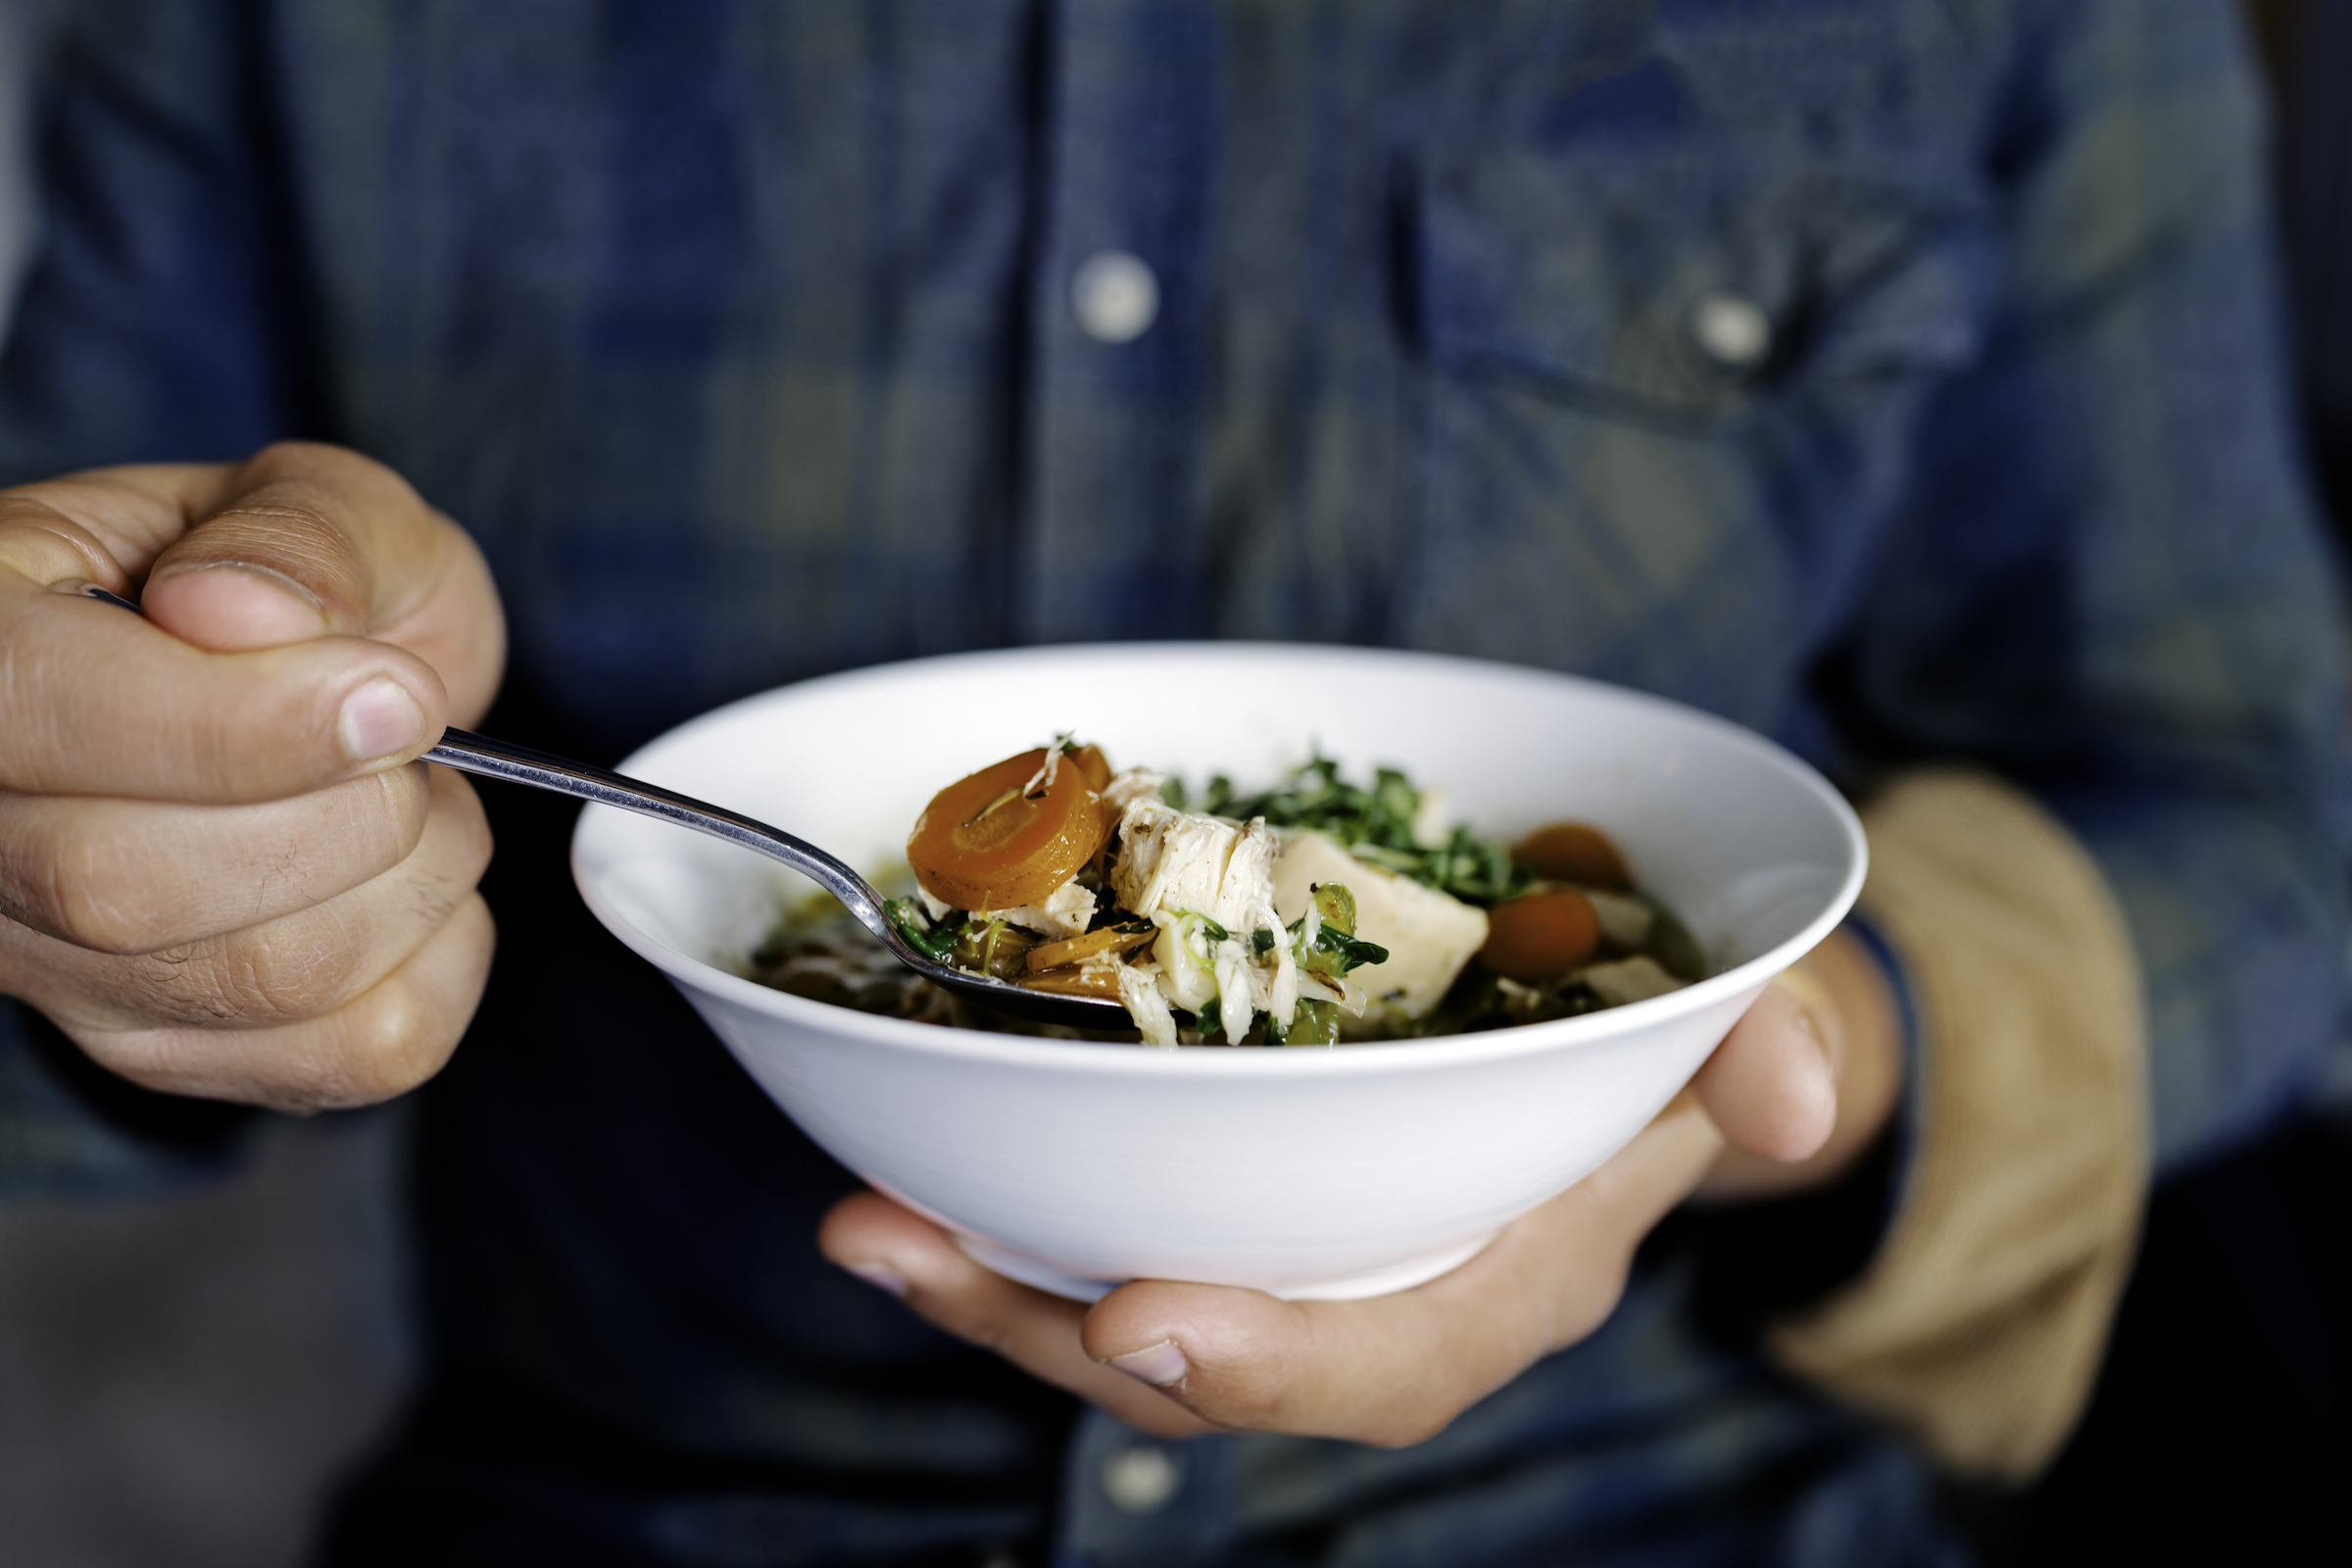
[571, 644, 1866, 1300]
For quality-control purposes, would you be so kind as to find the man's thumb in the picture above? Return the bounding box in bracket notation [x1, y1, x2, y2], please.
[140, 443, 434, 652]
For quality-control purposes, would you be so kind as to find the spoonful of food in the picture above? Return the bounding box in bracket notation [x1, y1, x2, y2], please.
[66, 580, 1136, 1032]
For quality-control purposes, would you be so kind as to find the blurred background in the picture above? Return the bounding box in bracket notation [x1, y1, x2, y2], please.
[0, 1, 2348, 1563]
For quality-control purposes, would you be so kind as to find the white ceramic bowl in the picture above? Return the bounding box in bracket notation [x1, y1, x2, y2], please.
[571, 645, 1864, 1301]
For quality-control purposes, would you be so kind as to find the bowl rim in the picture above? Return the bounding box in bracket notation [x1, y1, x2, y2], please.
[570, 642, 1867, 1079]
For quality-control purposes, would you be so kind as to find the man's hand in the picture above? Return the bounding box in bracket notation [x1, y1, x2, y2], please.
[0, 443, 506, 1111]
[820, 930, 1901, 1445]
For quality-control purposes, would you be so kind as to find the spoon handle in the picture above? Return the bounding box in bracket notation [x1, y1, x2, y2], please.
[422, 728, 891, 937]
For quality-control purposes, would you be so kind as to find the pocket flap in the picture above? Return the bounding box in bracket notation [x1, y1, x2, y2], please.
[1412, 144, 1985, 422]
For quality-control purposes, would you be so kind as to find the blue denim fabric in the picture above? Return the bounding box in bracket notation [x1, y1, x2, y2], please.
[0, 1, 2342, 1562]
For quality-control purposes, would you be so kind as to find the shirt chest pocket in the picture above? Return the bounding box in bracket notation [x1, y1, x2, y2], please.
[1407, 142, 1987, 426]
[1383, 139, 1988, 710]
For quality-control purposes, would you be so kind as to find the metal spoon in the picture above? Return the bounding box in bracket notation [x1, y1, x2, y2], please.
[66, 580, 1134, 1031]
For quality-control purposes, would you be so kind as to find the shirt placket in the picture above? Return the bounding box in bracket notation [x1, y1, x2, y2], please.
[1021, 4, 1235, 1562]
[1017, 0, 1223, 645]
[1054, 1407, 1238, 1568]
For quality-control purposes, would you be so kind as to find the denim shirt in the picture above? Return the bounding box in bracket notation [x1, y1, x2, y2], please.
[1, 2, 2342, 1563]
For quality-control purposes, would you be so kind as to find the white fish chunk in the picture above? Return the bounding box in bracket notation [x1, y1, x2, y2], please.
[994, 877, 1097, 939]
[1578, 956, 1687, 1007]
[1583, 890, 1654, 951]
[1272, 832, 1489, 1020]
[1112, 797, 1244, 922]
[1101, 767, 1167, 814]
[1110, 797, 1290, 1040]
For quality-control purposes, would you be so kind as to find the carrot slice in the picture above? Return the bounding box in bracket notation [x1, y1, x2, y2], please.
[907, 749, 1108, 912]
[1511, 822, 1632, 891]
[1478, 891, 1601, 982]
[1069, 743, 1114, 793]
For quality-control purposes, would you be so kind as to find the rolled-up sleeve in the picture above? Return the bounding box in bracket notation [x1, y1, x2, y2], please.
[1772, 0, 2350, 1479]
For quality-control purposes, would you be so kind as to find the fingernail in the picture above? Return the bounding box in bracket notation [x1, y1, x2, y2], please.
[841, 1261, 907, 1298]
[1106, 1339, 1188, 1387]
[338, 678, 424, 764]
[157, 561, 327, 642]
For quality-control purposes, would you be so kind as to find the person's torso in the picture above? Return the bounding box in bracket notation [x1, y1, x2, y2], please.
[276, 5, 2003, 1562]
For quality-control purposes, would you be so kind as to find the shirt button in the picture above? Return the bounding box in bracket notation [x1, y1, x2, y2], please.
[1071, 249, 1159, 344]
[1690, 291, 1772, 371]
[1099, 1444, 1182, 1513]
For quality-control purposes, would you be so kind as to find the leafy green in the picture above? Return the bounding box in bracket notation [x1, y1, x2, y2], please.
[1195, 996, 1223, 1040]
[1314, 924, 1390, 971]
[883, 898, 961, 960]
[1251, 927, 1277, 956]
[1285, 999, 1342, 1046]
[1169, 909, 1229, 944]
[1285, 880, 1389, 982]
[1193, 756, 1529, 906]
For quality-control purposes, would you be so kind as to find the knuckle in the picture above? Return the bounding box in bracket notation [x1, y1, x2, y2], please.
[0, 830, 155, 956]
[121, 943, 262, 1026]
[380, 764, 437, 856]
[313, 768, 436, 890]
[325, 894, 491, 1105]
[128, 922, 364, 1026]
[48, 876, 155, 956]
[327, 977, 458, 1104]
[435, 781, 495, 885]
[0, 495, 118, 585]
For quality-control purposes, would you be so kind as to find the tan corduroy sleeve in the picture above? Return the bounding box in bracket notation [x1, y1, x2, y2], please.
[1767, 768, 2149, 1482]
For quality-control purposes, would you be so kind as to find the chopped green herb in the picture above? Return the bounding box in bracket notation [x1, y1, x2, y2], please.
[1172, 756, 1532, 906]
[1195, 997, 1222, 1040]
[1171, 909, 1230, 944]
[883, 898, 959, 960]
[1314, 924, 1390, 972]
[1251, 927, 1276, 956]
